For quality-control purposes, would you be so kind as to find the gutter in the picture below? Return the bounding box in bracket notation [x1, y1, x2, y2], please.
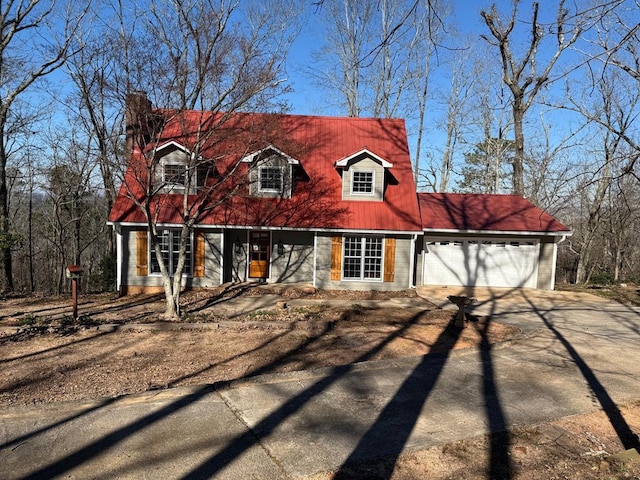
[421, 227, 572, 237]
[106, 221, 422, 236]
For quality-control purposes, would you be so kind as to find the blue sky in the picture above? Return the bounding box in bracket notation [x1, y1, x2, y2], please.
[278, 0, 608, 193]
[284, 0, 496, 114]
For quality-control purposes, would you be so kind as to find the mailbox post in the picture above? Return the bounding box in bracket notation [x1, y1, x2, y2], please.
[66, 265, 83, 320]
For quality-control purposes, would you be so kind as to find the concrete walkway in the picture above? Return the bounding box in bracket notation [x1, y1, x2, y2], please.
[1, 289, 640, 479]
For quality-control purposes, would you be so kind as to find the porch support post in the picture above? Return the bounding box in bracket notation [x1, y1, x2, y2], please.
[220, 231, 224, 285]
[312, 231, 317, 288]
[115, 224, 123, 294]
[409, 234, 417, 288]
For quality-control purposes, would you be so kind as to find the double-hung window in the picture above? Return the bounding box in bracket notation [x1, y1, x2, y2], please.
[351, 171, 374, 195]
[343, 236, 383, 280]
[259, 166, 284, 193]
[163, 163, 189, 189]
[150, 229, 192, 276]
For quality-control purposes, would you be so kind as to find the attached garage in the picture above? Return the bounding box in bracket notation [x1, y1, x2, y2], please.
[423, 237, 539, 288]
[417, 193, 571, 290]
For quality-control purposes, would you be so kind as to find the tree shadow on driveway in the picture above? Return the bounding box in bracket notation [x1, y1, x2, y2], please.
[13, 308, 445, 479]
[331, 322, 464, 479]
[520, 291, 640, 453]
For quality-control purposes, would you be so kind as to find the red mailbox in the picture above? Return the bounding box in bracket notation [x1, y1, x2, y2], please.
[66, 265, 83, 279]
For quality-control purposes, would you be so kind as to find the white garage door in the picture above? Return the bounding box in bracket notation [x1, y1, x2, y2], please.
[423, 237, 540, 288]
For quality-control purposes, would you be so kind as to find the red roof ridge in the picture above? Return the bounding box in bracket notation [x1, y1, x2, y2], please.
[154, 107, 407, 123]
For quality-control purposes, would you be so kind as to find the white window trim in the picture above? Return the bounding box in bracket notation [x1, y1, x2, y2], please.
[341, 235, 384, 282]
[258, 165, 285, 194]
[350, 170, 376, 196]
[149, 229, 194, 277]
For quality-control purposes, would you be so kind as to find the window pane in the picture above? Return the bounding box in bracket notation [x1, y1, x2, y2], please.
[260, 167, 283, 192]
[363, 258, 381, 279]
[171, 232, 192, 274]
[165, 164, 187, 186]
[344, 236, 361, 256]
[352, 171, 373, 193]
[343, 258, 361, 279]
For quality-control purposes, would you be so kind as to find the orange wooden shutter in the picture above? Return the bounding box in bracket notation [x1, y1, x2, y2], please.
[194, 230, 205, 277]
[383, 238, 396, 282]
[136, 230, 148, 276]
[330, 236, 342, 280]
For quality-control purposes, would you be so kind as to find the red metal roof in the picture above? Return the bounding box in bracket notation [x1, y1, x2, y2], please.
[418, 193, 570, 233]
[109, 111, 422, 232]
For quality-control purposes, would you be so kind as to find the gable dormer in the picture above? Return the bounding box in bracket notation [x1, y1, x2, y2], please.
[335, 148, 393, 202]
[241, 145, 300, 198]
[151, 141, 212, 194]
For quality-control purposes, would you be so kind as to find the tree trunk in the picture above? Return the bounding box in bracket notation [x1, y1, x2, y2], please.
[613, 248, 622, 283]
[0, 135, 13, 292]
[163, 274, 178, 319]
[575, 250, 589, 284]
[512, 98, 525, 196]
[167, 224, 193, 319]
[28, 170, 34, 292]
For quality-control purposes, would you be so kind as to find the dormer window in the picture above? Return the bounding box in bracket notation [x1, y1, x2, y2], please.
[336, 148, 392, 202]
[152, 141, 206, 193]
[259, 166, 284, 193]
[351, 171, 374, 195]
[242, 145, 299, 199]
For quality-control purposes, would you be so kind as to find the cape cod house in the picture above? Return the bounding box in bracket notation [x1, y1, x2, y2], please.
[108, 93, 570, 294]
[108, 93, 424, 293]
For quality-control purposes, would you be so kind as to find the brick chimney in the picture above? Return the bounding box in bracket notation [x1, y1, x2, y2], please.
[125, 91, 152, 159]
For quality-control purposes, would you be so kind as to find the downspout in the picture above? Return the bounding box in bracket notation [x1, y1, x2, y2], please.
[409, 233, 417, 288]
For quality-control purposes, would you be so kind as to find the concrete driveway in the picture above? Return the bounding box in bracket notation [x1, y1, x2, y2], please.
[1, 289, 639, 479]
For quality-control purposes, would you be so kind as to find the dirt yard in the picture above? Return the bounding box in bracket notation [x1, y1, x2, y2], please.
[0, 287, 516, 406]
[1, 287, 639, 479]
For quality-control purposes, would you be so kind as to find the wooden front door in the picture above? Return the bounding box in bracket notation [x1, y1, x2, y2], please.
[249, 231, 270, 278]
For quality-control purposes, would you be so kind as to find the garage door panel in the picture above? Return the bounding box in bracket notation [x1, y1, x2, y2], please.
[424, 241, 466, 285]
[423, 238, 539, 288]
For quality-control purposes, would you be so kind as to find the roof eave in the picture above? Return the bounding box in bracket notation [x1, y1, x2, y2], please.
[108, 221, 421, 235]
[421, 227, 572, 237]
[335, 148, 393, 168]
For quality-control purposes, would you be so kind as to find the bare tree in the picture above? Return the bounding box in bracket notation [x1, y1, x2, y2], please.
[44, 135, 101, 293]
[606, 170, 640, 282]
[583, 2, 640, 177]
[118, 0, 299, 319]
[437, 60, 471, 192]
[567, 72, 634, 283]
[411, 0, 446, 182]
[0, 0, 85, 291]
[480, 0, 587, 195]
[524, 107, 584, 209]
[65, 32, 122, 256]
[311, 0, 445, 120]
[313, 0, 375, 117]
